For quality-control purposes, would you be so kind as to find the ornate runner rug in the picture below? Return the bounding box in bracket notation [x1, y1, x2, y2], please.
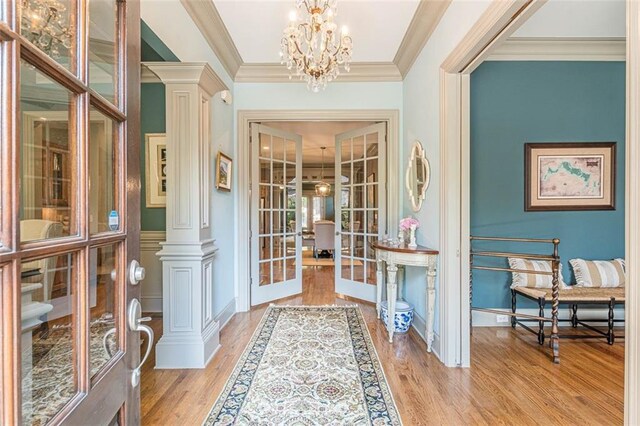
[203, 305, 402, 426]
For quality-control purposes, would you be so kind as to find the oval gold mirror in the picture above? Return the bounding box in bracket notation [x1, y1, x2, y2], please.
[405, 140, 430, 212]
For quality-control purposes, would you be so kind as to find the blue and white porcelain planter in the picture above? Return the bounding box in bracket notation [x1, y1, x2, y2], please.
[381, 300, 414, 333]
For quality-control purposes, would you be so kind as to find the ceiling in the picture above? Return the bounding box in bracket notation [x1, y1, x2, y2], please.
[213, 0, 420, 63]
[513, 0, 625, 38]
[261, 121, 375, 165]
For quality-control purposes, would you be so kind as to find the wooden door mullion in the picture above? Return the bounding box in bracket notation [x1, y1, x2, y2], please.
[1, 261, 21, 425]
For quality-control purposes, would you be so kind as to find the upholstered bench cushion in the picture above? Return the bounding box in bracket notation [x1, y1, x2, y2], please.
[514, 286, 626, 303]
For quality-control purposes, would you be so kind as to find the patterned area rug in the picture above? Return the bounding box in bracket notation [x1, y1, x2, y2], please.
[203, 305, 402, 425]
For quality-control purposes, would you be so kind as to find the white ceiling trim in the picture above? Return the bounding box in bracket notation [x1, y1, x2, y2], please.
[235, 62, 402, 83]
[181, 0, 450, 82]
[180, 0, 243, 78]
[141, 65, 161, 83]
[394, 0, 452, 77]
[488, 37, 626, 61]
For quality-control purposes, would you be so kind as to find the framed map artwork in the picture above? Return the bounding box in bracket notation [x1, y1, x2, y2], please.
[525, 142, 616, 211]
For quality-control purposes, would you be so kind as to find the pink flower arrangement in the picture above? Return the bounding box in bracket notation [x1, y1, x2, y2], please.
[399, 217, 419, 231]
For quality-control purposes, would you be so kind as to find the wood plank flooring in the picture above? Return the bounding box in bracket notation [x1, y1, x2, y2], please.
[140, 266, 624, 425]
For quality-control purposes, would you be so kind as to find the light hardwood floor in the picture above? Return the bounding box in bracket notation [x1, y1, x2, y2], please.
[140, 266, 624, 425]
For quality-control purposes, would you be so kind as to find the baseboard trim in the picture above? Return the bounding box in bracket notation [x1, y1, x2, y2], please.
[472, 307, 626, 327]
[215, 297, 237, 331]
[410, 312, 442, 362]
[155, 320, 221, 369]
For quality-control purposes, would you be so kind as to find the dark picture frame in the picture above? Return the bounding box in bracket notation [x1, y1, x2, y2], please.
[524, 142, 616, 211]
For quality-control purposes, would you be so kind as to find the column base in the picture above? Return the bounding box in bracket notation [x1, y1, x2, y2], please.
[155, 320, 220, 369]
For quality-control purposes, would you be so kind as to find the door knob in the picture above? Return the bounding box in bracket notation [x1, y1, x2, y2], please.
[129, 260, 146, 285]
[297, 231, 302, 236]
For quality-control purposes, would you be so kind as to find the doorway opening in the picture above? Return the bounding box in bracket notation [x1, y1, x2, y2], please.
[248, 120, 388, 306]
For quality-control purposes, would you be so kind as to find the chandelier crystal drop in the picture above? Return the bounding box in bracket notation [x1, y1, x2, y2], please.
[280, 0, 353, 92]
[21, 0, 73, 58]
[315, 147, 331, 197]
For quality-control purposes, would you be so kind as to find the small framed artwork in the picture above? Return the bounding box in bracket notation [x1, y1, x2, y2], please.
[216, 151, 233, 192]
[525, 142, 616, 211]
[145, 133, 167, 208]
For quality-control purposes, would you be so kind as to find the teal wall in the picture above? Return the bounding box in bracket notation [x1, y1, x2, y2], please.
[470, 61, 626, 309]
[140, 20, 178, 231]
[140, 83, 168, 231]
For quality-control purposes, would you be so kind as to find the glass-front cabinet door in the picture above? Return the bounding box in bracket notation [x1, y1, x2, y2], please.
[334, 123, 387, 302]
[0, 0, 141, 424]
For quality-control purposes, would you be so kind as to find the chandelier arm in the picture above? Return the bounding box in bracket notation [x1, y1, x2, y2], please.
[299, 22, 313, 44]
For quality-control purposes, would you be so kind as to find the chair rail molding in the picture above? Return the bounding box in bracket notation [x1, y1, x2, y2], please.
[236, 110, 400, 312]
[625, 2, 640, 424]
[148, 62, 229, 369]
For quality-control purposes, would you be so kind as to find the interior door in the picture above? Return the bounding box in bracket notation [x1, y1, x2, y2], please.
[251, 124, 303, 306]
[0, 0, 143, 424]
[334, 123, 387, 302]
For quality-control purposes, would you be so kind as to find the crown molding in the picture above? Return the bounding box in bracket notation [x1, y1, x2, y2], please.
[178, 0, 448, 82]
[143, 62, 229, 95]
[394, 0, 452, 77]
[141, 65, 161, 83]
[488, 37, 626, 61]
[235, 62, 402, 83]
[180, 0, 243, 78]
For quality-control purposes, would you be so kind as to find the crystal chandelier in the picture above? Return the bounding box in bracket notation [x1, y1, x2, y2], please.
[280, 0, 353, 92]
[21, 0, 73, 58]
[315, 147, 331, 197]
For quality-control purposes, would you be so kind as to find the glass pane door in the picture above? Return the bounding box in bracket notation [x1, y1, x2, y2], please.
[334, 123, 386, 302]
[251, 124, 302, 305]
[1, 0, 140, 424]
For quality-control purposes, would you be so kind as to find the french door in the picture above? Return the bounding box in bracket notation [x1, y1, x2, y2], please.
[0, 0, 142, 424]
[250, 124, 303, 305]
[334, 123, 387, 302]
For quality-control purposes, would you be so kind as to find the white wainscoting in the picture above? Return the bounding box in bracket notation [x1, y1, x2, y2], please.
[141, 231, 165, 312]
[472, 307, 626, 327]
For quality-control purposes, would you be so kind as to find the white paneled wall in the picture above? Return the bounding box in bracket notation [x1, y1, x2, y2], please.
[141, 231, 164, 312]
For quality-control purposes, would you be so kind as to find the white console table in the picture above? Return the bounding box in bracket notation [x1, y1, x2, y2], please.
[372, 241, 439, 351]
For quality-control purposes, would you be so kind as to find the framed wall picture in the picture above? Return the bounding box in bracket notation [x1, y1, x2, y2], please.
[216, 151, 233, 191]
[145, 133, 167, 208]
[525, 142, 616, 211]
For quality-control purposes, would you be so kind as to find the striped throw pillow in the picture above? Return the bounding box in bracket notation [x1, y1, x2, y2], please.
[508, 258, 566, 289]
[569, 258, 625, 288]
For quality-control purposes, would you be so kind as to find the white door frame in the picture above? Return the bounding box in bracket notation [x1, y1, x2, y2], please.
[236, 110, 400, 311]
[624, 2, 640, 424]
[441, 0, 639, 423]
[438, 0, 547, 368]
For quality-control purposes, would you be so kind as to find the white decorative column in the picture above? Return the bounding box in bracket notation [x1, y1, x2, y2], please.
[146, 63, 228, 369]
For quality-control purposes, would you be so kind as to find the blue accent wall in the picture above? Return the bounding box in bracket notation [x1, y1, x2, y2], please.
[139, 20, 178, 231]
[470, 61, 626, 309]
[140, 83, 168, 231]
